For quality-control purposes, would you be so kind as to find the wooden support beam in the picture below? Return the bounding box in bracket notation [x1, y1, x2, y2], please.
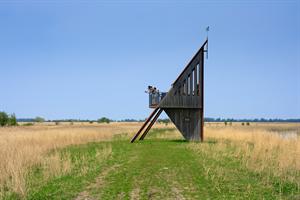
[130, 107, 159, 143]
[194, 68, 197, 96]
[139, 108, 163, 140]
[190, 75, 193, 95]
[200, 109, 204, 142]
[200, 49, 204, 142]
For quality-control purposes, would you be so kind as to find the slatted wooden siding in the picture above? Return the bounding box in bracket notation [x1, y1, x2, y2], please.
[158, 40, 207, 141]
[130, 40, 207, 143]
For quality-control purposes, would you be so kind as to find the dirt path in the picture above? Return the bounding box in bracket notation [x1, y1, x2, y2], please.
[74, 164, 120, 200]
[73, 140, 205, 200]
[23, 127, 299, 200]
[28, 136, 298, 199]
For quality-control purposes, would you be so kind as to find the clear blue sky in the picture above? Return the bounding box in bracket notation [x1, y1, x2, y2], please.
[0, 1, 299, 120]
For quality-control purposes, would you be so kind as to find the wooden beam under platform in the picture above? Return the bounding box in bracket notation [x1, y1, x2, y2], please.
[130, 107, 160, 143]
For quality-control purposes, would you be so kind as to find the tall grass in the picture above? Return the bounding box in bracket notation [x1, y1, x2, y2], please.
[1, 122, 299, 197]
[0, 122, 163, 197]
[189, 123, 300, 189]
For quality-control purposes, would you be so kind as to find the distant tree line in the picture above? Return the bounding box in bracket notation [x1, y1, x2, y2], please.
[17, 118, 101, 123]
[97, 117, 111, 124]
[17, 118, 140, 123]
[34, 116, 45, 123]
[204, 117, 300, 123]
[15, 117, 113, 125]
[118, 119, 145, 122]
[14, 117, 300, 123]
[157, 118, 171, 126]
[0, 111, 17, 126]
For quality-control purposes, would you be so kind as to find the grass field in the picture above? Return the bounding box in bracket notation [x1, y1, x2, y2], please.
[0, 122, 299, 199]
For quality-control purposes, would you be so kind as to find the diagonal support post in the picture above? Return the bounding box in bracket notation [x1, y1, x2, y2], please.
[139, 108, 163, 140]
[130, 107, 159, 143]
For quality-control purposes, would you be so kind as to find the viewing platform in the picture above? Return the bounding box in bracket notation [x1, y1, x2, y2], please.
[149, 92, 167, 108]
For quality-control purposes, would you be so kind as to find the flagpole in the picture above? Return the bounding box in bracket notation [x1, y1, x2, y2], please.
[206, 26, 209, 59]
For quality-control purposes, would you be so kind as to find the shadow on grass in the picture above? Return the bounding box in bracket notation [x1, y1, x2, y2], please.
[136, 138, 187, 144]
[168, 139, 188, 143]
[138, 138, 218, 144]
[164, 138, 218, 144]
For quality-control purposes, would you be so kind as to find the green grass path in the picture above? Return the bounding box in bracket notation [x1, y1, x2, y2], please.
[24, 129, 298, 200]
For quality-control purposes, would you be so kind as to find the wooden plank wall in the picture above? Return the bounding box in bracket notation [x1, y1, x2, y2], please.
[158, 40, 206, 141]
[164, 108, 201, 141]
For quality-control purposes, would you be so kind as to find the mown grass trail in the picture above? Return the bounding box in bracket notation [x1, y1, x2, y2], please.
[21, 129, 299, 200]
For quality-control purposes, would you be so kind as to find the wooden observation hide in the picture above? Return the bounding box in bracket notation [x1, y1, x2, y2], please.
[131, 39, 208, 142]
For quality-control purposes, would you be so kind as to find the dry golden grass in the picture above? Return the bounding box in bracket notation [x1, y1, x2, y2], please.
[0, 122, 170, 197]
[189, 122, 300, 185]
[1, 121, 299, 197]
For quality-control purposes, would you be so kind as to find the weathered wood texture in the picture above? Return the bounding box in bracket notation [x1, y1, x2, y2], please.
[157, 40, 207, 141]
[159, 88, 202, 108]
[164, 108, 201, 141]
[130, 107, 160, 143]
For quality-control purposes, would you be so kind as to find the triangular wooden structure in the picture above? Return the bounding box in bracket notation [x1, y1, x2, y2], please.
[131, 39, 208, 142]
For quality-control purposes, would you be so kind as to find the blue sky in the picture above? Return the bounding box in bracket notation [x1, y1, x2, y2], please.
[0, 1, 299, 120]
